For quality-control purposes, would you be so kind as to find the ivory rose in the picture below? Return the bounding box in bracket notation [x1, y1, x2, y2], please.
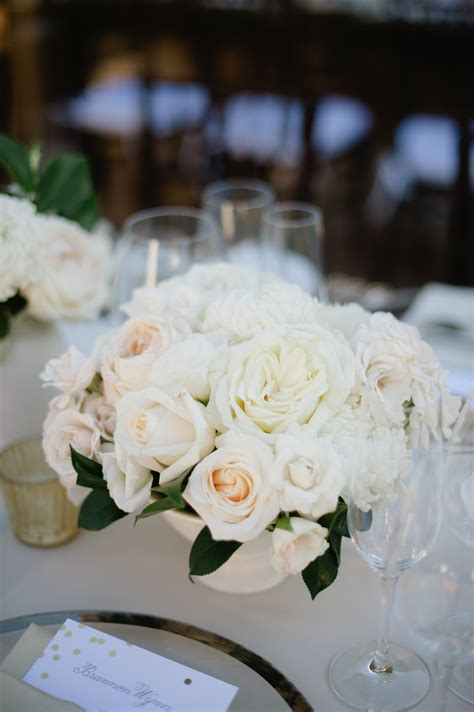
[114, 386, 215, 484]
[270, 432, 344, 520]
[352, 313, 460, 448]
[183, 430, 279, 542]
[41, 346, 97, 407]
[82, 393, 116, 440]
[100, 315, 187, 404]
[150, 332, 226, 403]
[43, 407, 100, 505]
[102, 450, 152, 513]
[270, 518, 329, 575]
[24, 214, 110, 321]
[208, 325, 355, 441]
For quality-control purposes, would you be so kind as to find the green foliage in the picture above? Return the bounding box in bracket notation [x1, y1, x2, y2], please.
[0, 134, 100, 230]
[135, 496, 180, 522]
[0, 135, 34, 193]
[0, 292, 28, 341]
[189, 526, 242, 577]
[70, 446, 106, 491]
[275, 516, 293, 532]
[35, 155, 100, 230]
[302, 546, 339, 600]
[78, 489, 127, 531]
[152, 468, 191, 508]
[302, 500, 350, 599]
[0, 307, 10, 340]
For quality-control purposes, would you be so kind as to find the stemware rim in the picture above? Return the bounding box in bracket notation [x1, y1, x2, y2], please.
[202, 179, 276, 209]
[122, 206, 219, 245]
[263, 201, 323, 229]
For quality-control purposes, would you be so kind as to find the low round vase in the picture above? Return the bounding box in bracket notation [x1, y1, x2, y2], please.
[162, 509, 286, 595]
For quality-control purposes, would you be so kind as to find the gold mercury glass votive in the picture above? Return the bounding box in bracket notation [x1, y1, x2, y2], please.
[0, 437, 78, 546]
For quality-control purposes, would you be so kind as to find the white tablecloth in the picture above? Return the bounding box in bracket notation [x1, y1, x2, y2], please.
[0, 316, 471, 712]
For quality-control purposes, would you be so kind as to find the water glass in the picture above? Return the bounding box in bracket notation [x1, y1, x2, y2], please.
[329, 441, 443, 711]
[261, 202, 327, 300]
[113, 207, 220, 309]
[202, 179, 275, 257]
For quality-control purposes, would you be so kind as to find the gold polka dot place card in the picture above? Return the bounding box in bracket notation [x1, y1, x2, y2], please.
[23, 618, 238, 711]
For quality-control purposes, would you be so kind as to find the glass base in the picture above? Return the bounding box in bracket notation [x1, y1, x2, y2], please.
[329, 641, 430, 711]
[448, 656, 474, 704]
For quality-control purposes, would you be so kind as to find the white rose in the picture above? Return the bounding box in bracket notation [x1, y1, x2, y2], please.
[150, 332, 226, 403]
[0, 194, 41, 301]
[270, 432, 344, 519]
[183, 430, 279, 542]
[82, 393, 116, 440]
[102, 450, 152, 513]
[270, 518, 329, 575]
[352, 312, 459, 447]
[202, 282, 320, 341]
[208, 325, 355, 441]
[100, 315, 187, 404]
[43, 407, 100, 505]
[41, 346, 97, 407]
[114, 386, 215, 484]
[24, 215, 110, 321]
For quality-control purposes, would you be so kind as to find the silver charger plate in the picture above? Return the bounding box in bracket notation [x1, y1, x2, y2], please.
[0, 610, 313, 711]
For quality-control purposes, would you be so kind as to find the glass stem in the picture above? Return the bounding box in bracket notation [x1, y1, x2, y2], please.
[370, 575, 398, 674]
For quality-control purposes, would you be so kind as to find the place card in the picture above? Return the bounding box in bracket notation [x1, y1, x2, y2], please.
[24, 618, 238, 711]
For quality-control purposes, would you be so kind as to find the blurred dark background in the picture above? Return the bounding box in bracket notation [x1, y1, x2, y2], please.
[2, 0, 473, 294]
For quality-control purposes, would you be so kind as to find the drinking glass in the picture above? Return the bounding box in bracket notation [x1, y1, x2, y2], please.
[329, 441, 443, 711]
[0, 437, 78, 546]
[260, 202, 328, 301]
[202, 179, 275, 259]
[113, 207, 220, 309]
[439, 392, 474, 703]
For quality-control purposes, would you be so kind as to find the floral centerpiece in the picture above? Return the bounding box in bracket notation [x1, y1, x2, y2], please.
[0, 135, 110, 343]
[42, 263, 459, 598]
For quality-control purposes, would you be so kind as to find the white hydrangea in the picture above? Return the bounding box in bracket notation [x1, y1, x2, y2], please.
[122, 262, 283, 331]
[0, 194, 42, 301]
[321, 406, 411, 511]
[24, 214, 111, 321]
[202, 282, 321, 341]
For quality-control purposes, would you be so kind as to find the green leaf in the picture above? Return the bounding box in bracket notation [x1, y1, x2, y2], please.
[78, 489, 127, 531]
[153, 468, 191, 508]
[135, 496, 179, 522]
[35, 154, 100, 229]
[319, 501, 349, 538]
[275, 516, 293, 532]
[70, 446, 106, 490]
[0, 307, 10, 340]
[189, 526, 242, 577]
[329, 531, 342, 565]
[302, 546, 339, 600]
[0, 134, 34, 192]
[76, 195, 101, 232]
[4, 292, 27, 317]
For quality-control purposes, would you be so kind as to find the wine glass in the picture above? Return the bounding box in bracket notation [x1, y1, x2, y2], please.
[260, 202, 328, 301]
[329, 440, 443, 711]
[202, 179, 275, 260]
[113, 207, 221, 309]
[439, 392, 474, 703]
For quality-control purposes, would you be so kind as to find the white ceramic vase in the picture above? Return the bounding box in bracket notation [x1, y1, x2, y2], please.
[162, 509, 286, 595]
